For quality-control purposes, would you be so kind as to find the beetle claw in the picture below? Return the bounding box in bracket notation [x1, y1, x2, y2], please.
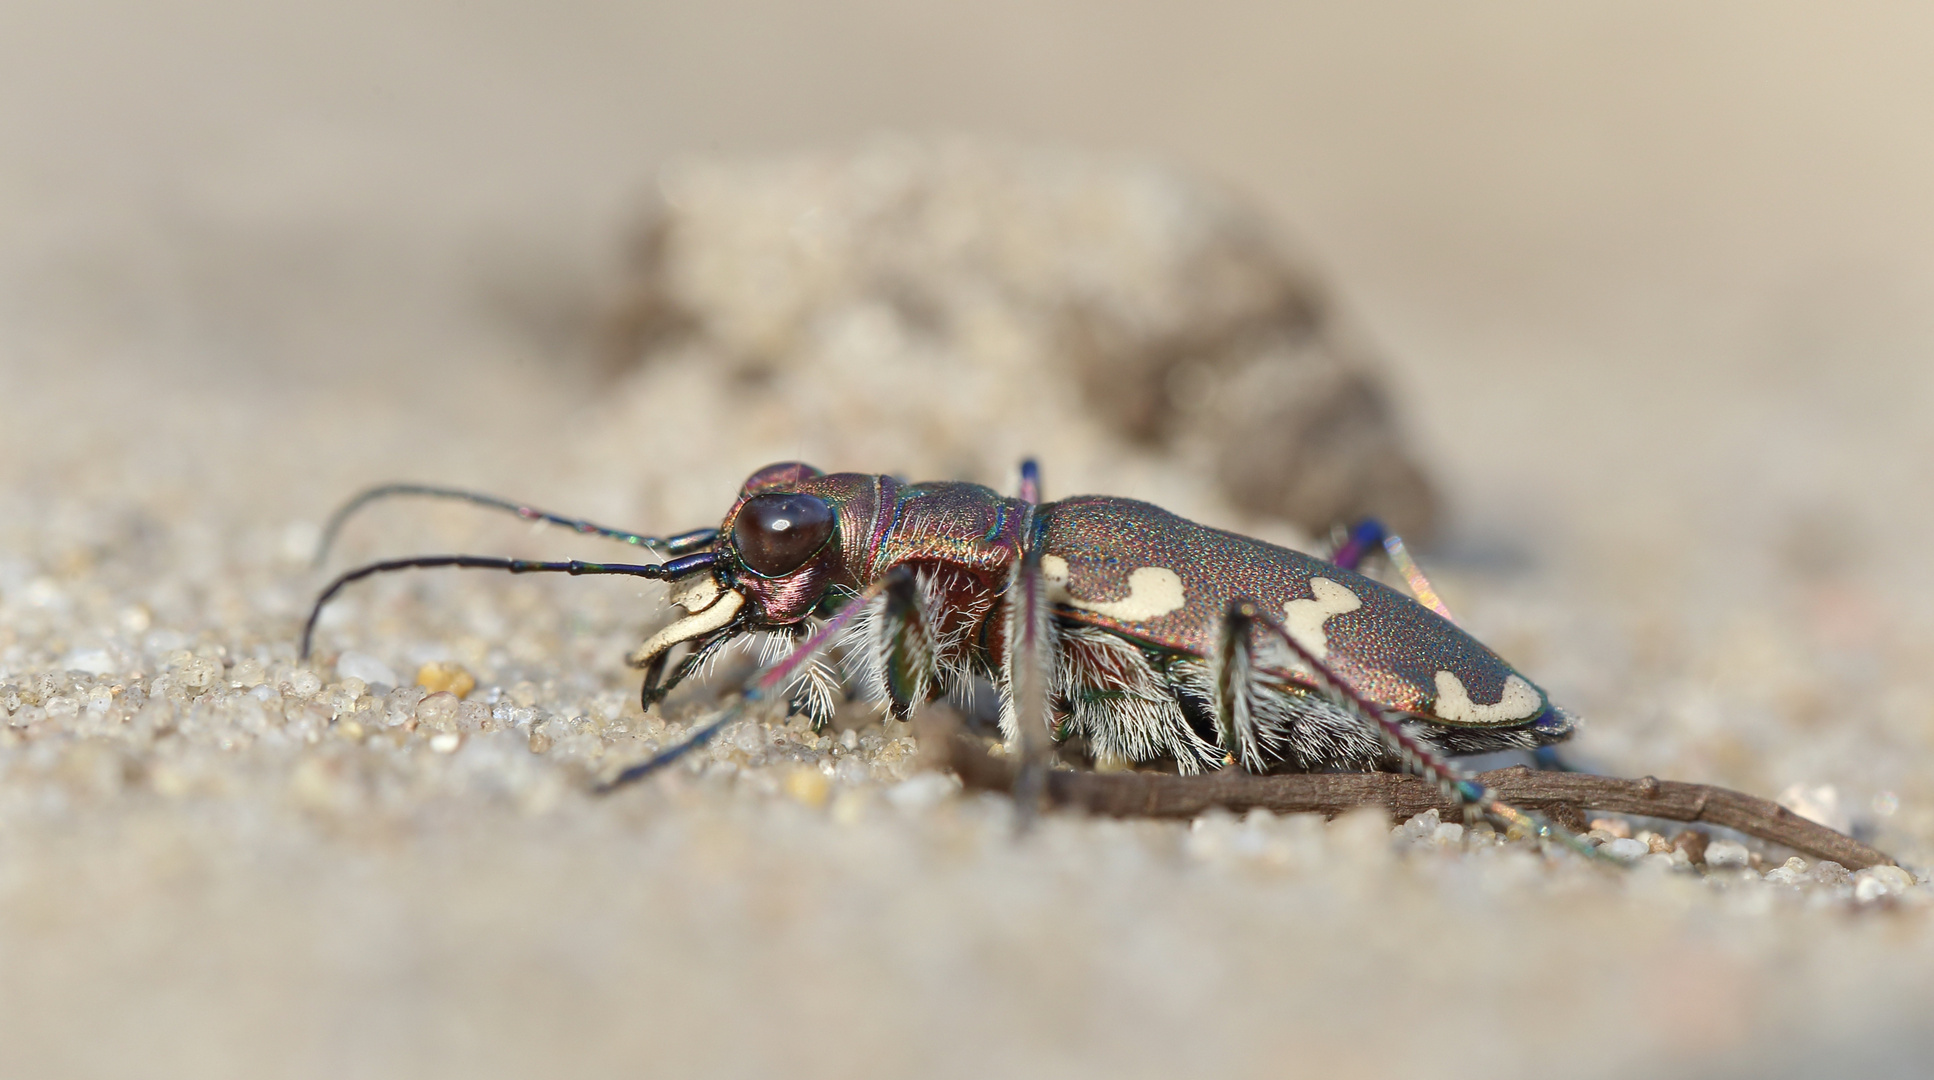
[627, 590, 745, 670]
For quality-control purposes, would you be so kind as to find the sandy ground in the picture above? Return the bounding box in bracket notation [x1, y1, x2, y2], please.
[8, 5, 1934, 1078]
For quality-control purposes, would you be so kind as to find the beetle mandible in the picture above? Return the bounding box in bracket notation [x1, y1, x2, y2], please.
[302, 462, 1579, 834]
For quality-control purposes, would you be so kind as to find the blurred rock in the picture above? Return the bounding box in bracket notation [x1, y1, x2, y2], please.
[604, 139, 1437, 538]
[1707, 840, 1752, 869]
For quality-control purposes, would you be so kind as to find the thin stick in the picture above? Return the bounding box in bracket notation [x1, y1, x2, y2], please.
[940, 733, 1897, 870]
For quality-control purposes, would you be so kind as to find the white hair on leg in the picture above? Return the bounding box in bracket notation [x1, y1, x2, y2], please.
[1056, 624, 1219, 774]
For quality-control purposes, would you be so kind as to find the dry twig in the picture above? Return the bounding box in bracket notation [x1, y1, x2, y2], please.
[936, 728, 1896, 870]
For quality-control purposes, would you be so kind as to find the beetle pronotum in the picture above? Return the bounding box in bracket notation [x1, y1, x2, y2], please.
[302, 462, 1590, 851]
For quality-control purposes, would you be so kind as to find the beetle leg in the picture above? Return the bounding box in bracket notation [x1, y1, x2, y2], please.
[1058, 625, 1219, 773]
[843, 564, 985, 721]
[642, 620, 842, 727]
[740, 628, 842, 730]
[1016, 459, 1042, 505]
[600, 577, 893, 792]
[1208, 609, 1391, 773]
[1330, 521, 1585, 770]
[1231, 599, 1602, 859]
[1003, 538, 1057, 820]
[1329, 518, 1455, 623]
[1213, 604, 1274, 772]
[878, 565, 940, 721]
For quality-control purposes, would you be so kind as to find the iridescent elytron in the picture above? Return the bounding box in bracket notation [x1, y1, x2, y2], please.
[302, 463, 1580, 837]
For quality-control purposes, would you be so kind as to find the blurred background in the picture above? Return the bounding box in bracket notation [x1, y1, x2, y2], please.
[11, 2, 1934, 515]
[5, 3, 1934, 1077]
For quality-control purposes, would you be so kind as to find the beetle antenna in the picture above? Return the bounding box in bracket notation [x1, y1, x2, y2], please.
[300, 551, 717, 661]
[313, 482, 718, 568]
[1235, 599, 1601, 861]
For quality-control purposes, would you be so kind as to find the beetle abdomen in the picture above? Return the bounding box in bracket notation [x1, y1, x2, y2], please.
[1037, 496, 1554, 731]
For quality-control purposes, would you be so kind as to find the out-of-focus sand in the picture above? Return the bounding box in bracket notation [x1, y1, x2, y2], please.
[6, 5, 1934, 1078]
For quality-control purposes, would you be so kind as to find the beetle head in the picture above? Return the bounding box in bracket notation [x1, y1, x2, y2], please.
[629, 463, 879, 676]
[719, 466, 844, 625]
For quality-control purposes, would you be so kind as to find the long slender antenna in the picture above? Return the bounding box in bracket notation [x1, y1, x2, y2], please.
[314, 483, 717, 568]
[299, 551, 716, 660]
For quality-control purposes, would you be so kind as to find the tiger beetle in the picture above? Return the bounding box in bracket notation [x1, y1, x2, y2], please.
[302, 462, 1590, 851]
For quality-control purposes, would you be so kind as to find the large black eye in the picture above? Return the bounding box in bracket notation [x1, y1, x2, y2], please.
[732, 493, 835, 577]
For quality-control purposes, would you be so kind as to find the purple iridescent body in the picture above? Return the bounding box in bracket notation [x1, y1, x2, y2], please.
[671, 463, 1571, 772]
[304, 462, 1575, 774]
[1039, 497, 1553, 728]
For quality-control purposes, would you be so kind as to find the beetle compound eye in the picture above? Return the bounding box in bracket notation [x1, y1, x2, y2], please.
[733, 493, 835, 577]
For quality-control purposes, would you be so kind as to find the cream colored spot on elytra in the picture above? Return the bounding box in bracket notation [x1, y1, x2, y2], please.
[1040, 554, 1186, 622]
[1041, 554, 1072, 589]
[1432, 671, 1543, 725]
[1280, 577, 1362, 660]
